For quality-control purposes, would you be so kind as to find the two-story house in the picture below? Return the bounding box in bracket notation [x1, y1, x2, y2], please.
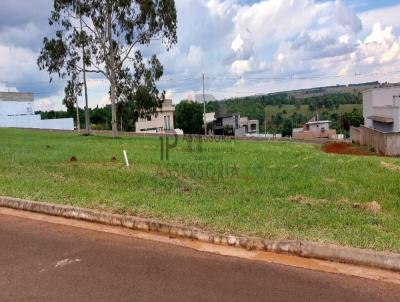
[135, 99, 176, 133]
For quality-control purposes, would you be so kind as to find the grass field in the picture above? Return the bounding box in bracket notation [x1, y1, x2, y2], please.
[1, 128, 400, 252]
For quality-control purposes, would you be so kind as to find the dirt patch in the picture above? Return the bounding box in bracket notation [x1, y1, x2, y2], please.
[363, 201, 381, 215]
[337, 198, 381, 215]
[323, 142, 376, 156]
[353, 201, 381, 215]
[381, 161, 400, 171]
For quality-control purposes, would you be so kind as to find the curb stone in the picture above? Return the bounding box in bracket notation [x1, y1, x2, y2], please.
[1, 196, 400, 272]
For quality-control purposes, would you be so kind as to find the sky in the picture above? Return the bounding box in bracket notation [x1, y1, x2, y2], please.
[0, 0, 400, 111]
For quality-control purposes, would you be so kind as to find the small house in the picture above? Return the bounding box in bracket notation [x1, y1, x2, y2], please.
[293, 116, 336, 139]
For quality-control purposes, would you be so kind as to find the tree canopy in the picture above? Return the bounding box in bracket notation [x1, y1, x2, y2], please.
[38, 0, 177, 137]
[176, 101, 204, 134]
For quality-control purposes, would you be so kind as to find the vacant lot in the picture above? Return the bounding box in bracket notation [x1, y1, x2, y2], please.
[1, 129, 400, 252]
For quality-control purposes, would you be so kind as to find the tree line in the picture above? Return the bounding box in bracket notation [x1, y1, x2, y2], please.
[39, 92, 364, 137]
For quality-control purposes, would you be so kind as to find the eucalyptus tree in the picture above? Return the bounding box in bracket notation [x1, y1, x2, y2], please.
[63, 77, 82, 133]
[38, 0, 177, 138]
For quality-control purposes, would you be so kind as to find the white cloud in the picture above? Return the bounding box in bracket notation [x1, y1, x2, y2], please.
[231, 59, 251, 75]
[2, 0, 400, 106]
[98, 94, 111, 107]
[0, 45, 42, 83]
[334, 0, 363, 33]
[360, 4, 400, 30]
[355, 23, 400, 65]
[186, 45, 204, 65]
[231, 34, 244, 53]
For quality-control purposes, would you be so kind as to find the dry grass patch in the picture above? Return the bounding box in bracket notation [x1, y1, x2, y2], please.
[288, 195, 327, 205]
[381, 161, 400, 171]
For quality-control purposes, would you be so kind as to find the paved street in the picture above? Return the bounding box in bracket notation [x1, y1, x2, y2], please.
[1, 213, 400, 302]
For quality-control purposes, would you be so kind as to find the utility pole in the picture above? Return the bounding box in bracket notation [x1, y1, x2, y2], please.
[79, 6, 90, 136]
[202, 73, 207, 135]
[393, 95, 400, 106]
[264, 110, 267, 138]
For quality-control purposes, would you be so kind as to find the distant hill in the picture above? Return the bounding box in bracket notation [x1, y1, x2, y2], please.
[204, 81, 400, 134]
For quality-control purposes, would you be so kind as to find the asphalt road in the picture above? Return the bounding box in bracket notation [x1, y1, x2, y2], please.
[1, 214, 400, 302]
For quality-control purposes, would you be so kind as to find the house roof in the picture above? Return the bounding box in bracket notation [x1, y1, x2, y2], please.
[361, 85, 400, 94]
[367, 116, 394, 123]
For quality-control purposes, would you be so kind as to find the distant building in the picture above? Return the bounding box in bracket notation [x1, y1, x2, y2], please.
[0, 92, 74, 130]
[213, 113, 244, 136]
[203, 112, 216, 124]
[135, 99, 176, 133]
[293, 116, 336, 139]
[209, 112, 260, 136]
[350, 87, 400, 156]
[240, 117, 259, 134]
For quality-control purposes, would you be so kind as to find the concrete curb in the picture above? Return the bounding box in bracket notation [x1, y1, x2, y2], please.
[1, 196, 400, 272]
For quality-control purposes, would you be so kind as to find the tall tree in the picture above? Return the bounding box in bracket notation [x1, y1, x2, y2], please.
[38, 0, 177, 138]
[63, 78, 82, 133]
[176, 101, 204, 134]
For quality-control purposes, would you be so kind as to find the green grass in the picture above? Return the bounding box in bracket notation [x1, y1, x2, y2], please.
[1, 128, 400, 252]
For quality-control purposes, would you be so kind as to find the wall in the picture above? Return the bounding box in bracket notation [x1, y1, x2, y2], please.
[363, 90, 373, 128]
[293, 129, 336, 140]
[350, 125, 400, 156]
[0, 101, 34, 116]
[350, 126, 360, 144]
[0, 115, 74, 130]
[309, 122, 330, 132]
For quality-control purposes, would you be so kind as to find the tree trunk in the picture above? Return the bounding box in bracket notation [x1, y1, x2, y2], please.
[109, 72, 118, 138]
[107, 9, 118, 138]
[76, 97, 80, 134]
[82, 68, 90, 135]
[80, 14, 90, 136]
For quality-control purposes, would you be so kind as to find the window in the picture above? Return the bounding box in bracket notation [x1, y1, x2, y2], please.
[164, 116, 167, 130]
[167, 116, 171, 130]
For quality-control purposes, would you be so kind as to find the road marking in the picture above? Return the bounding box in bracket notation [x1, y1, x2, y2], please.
[55, 258, 81, 268]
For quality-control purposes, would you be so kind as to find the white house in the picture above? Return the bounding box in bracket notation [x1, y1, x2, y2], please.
[135, 99, 176, 133]
[0, 92, 74, 130]
[349, 86, 400, 156]
[362, 86, 400, 132]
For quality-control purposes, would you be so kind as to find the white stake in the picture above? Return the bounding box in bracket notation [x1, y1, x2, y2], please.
[123, 150, 129, 167]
